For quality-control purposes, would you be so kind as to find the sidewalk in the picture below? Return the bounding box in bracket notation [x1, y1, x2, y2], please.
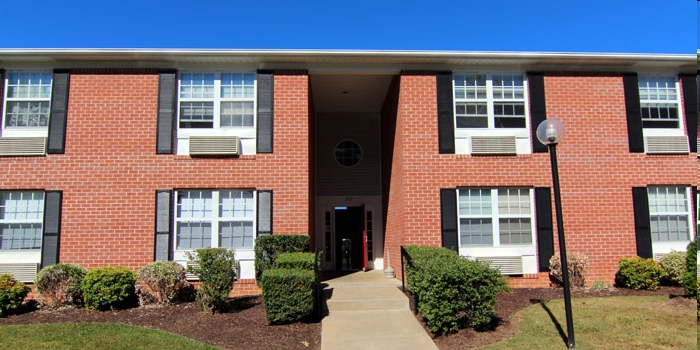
[320, 270, 438, 350]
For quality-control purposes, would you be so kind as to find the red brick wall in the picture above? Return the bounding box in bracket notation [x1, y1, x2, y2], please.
[0, 70, 311, 284]
[385, 73, 697, 288]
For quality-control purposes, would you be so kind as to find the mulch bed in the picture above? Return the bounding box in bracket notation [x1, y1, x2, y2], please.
[0, 286, 694, 350]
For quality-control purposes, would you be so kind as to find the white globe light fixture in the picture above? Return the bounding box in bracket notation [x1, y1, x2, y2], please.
[537, 117, 576, 349]
[536, 118, 566, 145]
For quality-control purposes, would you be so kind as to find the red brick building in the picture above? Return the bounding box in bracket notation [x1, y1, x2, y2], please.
[0, 50, 696, 291]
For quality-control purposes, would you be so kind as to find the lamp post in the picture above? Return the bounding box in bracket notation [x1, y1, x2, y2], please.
[536, 118, 575, 350]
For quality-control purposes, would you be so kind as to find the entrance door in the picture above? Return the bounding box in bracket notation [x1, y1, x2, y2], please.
[334, 206, 364, 271]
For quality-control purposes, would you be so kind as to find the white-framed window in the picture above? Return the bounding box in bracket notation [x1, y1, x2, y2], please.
[2, 72, 53, 137]
[647, 186, 692, 243]
[453, 74, 526, 129]
[638, 76, 682, 130]
[176, 72, 257, 155]
[178, 72, 255, 129]
[0, 191, 44, 251]
[452, 74, 530, 154]
[457, 188, 533, 247]
[174, 189, 256, 250]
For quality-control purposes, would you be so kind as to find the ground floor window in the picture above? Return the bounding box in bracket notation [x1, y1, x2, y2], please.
[175, 189, 255, 250]
[647, 186, 691, 243]
[457, 187, 534, 247]
[0, 191, 44, 250]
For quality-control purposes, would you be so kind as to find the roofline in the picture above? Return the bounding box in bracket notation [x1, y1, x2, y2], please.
[0, 48, 694, 72]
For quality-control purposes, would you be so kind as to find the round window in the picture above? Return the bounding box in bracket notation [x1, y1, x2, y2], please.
[335, 140, 362, 167]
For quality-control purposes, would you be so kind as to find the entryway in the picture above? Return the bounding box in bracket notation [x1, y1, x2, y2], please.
[334, 206, 364, 271]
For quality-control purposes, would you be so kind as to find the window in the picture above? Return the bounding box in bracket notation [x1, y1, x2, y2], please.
[335, 140, 362, 167]
[647, 186, 691, 242]
[638, 76, 681, 129]
[3, 72, 53, 131]
[453, 74, 526, 129]
[0, 191, 44, 250]
[179, 73, 255, 129]
[175, 189, 255, 250]
[457, 188, 533, 247]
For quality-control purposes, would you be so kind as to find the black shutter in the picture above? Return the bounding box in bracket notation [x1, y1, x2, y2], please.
[257, 70, 274, 153]
[528, 72, 548, 153]
[156, 71, 177, 154]
[680, 74, 697, 152]
[47, 70, 70, 154]
[41, 191, 62, 268]
[440, 189, 458, 252]
[535, 187, 554, 271]
[693, 186, 698, 239]
[436, 72, 455, 154]
[623, 73, 644, 153]
[632, 187, 653, 259]
[257, 190, 273, 236]
[154, 190, 172, 261]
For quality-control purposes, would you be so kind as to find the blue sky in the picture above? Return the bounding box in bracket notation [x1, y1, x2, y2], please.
[1, 1, 696, 53]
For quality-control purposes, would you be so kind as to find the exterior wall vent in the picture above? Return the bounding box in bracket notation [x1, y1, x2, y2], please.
[0, 263, 39, 283]
[185, 261, 200, 281]
[645, 136, 689, 154]
[653, 253, 666, 262]
[0, 137, 46, 156]
[475, 256, 523, 275]
[471, 136, 517, 155]
[189, 136, 240, 156]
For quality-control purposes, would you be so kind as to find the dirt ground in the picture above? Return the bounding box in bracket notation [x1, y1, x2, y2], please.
[0, 286, 693, 350]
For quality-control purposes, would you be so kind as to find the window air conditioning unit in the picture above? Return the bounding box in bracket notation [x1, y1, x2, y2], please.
[475, 256, 523, 275]
[189, 136, 240, 156]
[471, 136, 517, 155]
[645, 136, 689, 155]
[185, 261, 200, 281]
[0, 263, 40, 283]
[0, 137, 46, 156]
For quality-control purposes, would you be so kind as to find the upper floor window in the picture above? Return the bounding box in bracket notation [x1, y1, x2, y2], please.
[457, 188, 533, 247]
[3, 72, 53, 129]
[175, 189, 256, 250]
[179, 73, 255, 129]
[638, 76, 681, 129]
[0, 191, 44, 250]
[453, 74, 526, 129]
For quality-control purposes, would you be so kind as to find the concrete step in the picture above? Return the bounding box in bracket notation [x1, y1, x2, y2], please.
[326, 285, 409, 312]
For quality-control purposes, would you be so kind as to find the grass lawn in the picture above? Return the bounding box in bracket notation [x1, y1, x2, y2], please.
[0, 323, 217, 350]
[479, 296, 696, 350]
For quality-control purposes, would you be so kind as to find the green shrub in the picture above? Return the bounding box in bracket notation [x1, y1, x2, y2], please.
[82, 266, 137, 311]
[187, 248, 237, 313]
[615, 256, 665, 290]
[403, 246, 509, 334]
[35, 263, 86, 308]
[261, 268, 315, 324]
[274, 252, 315, 270]
[254, 234, 310, 283]
[658, 251, 686, 286]
[683, 238, 697, 298]
[136, 261, 188, 305]
[0, 273, 30, 317]
[549, 252, 589, 288]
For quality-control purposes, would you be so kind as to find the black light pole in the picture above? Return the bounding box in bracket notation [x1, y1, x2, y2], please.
[537, 118, 575, 350]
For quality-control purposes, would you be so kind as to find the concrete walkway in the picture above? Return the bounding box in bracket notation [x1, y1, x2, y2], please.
[321, 270, 438, 350]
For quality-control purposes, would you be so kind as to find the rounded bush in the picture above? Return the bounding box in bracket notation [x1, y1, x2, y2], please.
[658, 251, 686, 286]
[35, 263, 87, 308]
[82, 266, 137, 311]
[0, 273, 30, 316]
[549, 252, 589, 288]
[187, 248, 237, 313]
[136, 261, 188, 305]
[615, 256, 665, 290]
